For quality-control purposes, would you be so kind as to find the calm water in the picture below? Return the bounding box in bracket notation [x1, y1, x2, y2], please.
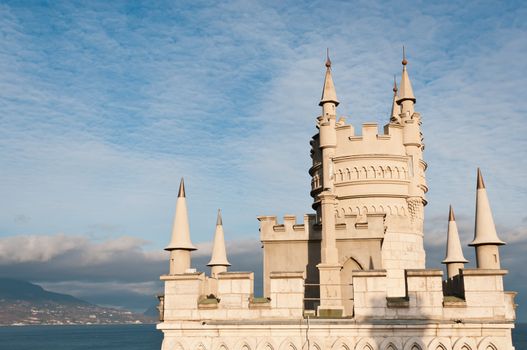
[0, 324, 162, 350]
[0, 323, 525, 349]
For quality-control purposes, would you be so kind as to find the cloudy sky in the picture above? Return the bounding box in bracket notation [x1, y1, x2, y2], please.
[0, 1, 526, 320]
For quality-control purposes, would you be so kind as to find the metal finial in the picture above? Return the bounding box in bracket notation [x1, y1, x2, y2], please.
[178, 178, 185, 197]
[216, 209, 222, 226]
[477, 168, 485, 189]
[402, 45, 408, 66]
[449, 205, 455, 221]
[393, 75, 398, 93]
[325, 48, 331, 68]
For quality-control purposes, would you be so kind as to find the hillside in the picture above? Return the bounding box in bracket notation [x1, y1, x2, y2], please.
[0, 278, 156, 325]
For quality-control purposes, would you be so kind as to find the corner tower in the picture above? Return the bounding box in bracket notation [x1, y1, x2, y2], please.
[316, 52, 344, 315]
[469, 169, 505, 269]
[165, 178, 197, 274]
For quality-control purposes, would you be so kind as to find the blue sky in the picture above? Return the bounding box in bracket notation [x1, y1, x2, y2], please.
[0, 0, 526, 319]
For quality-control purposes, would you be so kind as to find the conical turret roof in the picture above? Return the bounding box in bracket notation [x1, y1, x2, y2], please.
[442, 206, 468, 264]
[469, 169, 505, 246]
[397, 47, 416, 104]
[207, 209, 231, 267]
[165, 178, 197, 251]
[319, 50, 339, 107]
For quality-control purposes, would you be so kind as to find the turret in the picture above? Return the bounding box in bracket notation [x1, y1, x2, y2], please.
[397, 48, 427, 221]
[469, 169, 505, 269]
[318, 50, 339, 192]
[316, 51, 343, 315]
[390, 76, 401, 124]
[442, 206, 468, 278]
[208, 209, 231, 277]
[165, 178, 197, 274]
[397, 46, 416, 117]
[319, 49, 339, 115]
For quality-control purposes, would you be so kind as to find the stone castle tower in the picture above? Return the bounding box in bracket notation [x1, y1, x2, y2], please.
[156, 51, 517, 350]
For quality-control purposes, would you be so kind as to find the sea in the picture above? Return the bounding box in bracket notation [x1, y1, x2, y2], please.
[0, 323, 525, 350]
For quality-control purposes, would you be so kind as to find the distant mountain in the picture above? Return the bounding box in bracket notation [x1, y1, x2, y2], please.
[143, 302, 160, 318]
[0, 278, 156, 325]
[0, 278, 89, 305]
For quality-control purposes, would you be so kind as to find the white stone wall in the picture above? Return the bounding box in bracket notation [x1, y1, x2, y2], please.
[158, 321, 515, 350]
[382, 231, 426, 297]
[160, 271, 305, 322]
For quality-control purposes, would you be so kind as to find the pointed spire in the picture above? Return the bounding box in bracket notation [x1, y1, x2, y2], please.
[477, 168, 485, 189]
[402, 45, 408, 66]
[208, 209, 231, 267]
[319, 49, 339, 107]
[442, 206, 468, 264]
[390, 75, 401, 122]
[216, 209, 222, 226]
[470, 169, 505, 246]
[449, 205, 455, 221]
[397, 46, 416, 105]
[165, 178, 197, 251]
[178, 177, 185, 197]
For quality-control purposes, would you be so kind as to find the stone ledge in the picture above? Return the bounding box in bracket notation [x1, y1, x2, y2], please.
[406, 269, 443, 277]
[318, 308, 344, 318]
[249, 297, 271, 309]
[159, 318, 516, 327]
[443, 296, 466, 308]
[461, 269, 508, 276]
[387, 297, 409, 308]
[198, 296, 220, 309]
[160, 273, 205, 281]
[270, 271, 305, 279]
[353, 270, 387, 277]
[217, 272, 254, 280]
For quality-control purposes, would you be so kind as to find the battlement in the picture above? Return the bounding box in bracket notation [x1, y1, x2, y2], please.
[160, 270, 304, 321]
[353, 268, 516, 322]
[335, 122, 407, 157]
[159, 267, 516, 323]
[258, 214, 317, 241]
[259, 213, 386, 242]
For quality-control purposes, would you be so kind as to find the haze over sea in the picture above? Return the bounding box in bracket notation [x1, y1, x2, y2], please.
[0, 324, 525, 350]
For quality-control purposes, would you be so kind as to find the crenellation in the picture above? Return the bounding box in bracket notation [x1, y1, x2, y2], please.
[259, 214, 317, 242]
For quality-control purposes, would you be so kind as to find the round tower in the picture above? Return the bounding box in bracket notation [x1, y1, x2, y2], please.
[469, 169, 505, 269]
[308, 50, 428, 297]
[207, 209, 231, 277]
[442, 206, 468, 278]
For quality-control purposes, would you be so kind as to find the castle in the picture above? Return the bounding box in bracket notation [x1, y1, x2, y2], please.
[156, 51, 517, 350]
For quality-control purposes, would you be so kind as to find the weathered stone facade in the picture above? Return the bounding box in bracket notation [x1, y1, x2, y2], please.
[157, 52, 517, 350]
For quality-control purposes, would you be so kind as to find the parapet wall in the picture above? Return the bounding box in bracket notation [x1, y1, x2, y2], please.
[160, 267, 516, 323]
[258, 214, 317, 242]
[353, 268, 516, 322]
[161, 271, 305, 322]
[259, 213, 386, 242]
[335, 122, 407, 157]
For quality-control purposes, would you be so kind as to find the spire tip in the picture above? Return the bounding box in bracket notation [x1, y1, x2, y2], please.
[216, 209, 222, 226]
[393, 75, 398, 93]
[402, 45, 408, 66]
[449, 205, 455, 221]
[325, 48, 331, 68]
[477, 168, 485, 189]
[178, 178, 186, 197]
